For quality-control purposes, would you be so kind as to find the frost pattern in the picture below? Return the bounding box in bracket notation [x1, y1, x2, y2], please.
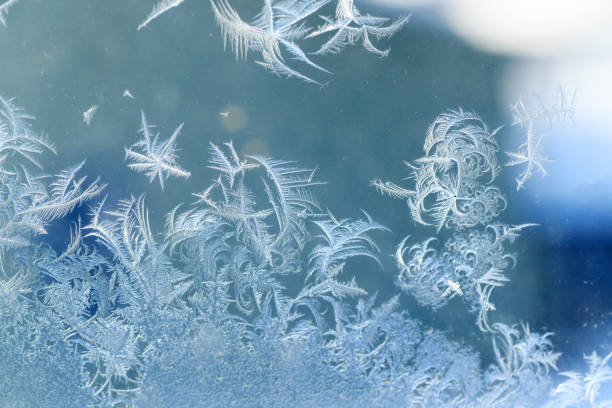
[0, 95, 605, 408]
[307, 0, 409, 57]
[210, 0, 333, 85]
[372, 102, 572, 335]
[546, 351, 612, 408]
[206, 0, 407, 84]
[124, 111, 191, 190]
[505, 87, 576, 190]
[0, 0, 21, 27]
[136, 0, 409, 84]
[395, 223, 535, 331]
[137, 0, 185, 31]
[373, 109, 506, 232]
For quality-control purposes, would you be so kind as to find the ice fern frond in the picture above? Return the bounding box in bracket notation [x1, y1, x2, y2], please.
[249, 155, 323, 247]
[52, 218, 83, 263]
[490, 323, 559, 380]
[546, 351, 612, 408]
[137, 0, 185, 31]
[369, 179, 414, 199]
[505, 119, 553, 191]
[297, 274, 366, 300]
[0, 0, 21, 27]
[164, 204, 227, 254]
[125, 111, 190, 190]
[0, 95, 32, 135]
[85, 195, 191, 309]
[480, 322, 561, 406]
[273, 0, 330, 31]
[307, 0, 409, 56]
[78, 316, 142, 398]
[308, 211, 387, 281]
[210, 0, 266, 60]
[374, 109, 505, 232]
[210, 0, 329, 84]
[20, 160, 106, 221]
[505, 87, 574, 190]
[510, 87, 576, 128]
[0, 271, 29, 302]
[292, 212, 386, 333]
[208, 141, 258, 188]
[0, 95, 55, 168]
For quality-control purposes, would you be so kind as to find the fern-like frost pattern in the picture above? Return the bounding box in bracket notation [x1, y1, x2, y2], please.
[124, 111, 190, 190]
[0, 95, 608, 408]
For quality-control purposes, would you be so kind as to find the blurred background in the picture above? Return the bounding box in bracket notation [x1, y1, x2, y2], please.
[0, 0, 611, 370]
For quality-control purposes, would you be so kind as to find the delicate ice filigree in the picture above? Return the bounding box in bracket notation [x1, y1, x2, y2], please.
[137, 0, 185, 31]
[505, 121, 554, 191]
[307, 0, 409, 56]
[506, 87, 575, 190]
[125, 111, 190, 190]
[0, 0, 21, 27]
[374, 109, 506, 232]
[211, 0, 331, 84]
